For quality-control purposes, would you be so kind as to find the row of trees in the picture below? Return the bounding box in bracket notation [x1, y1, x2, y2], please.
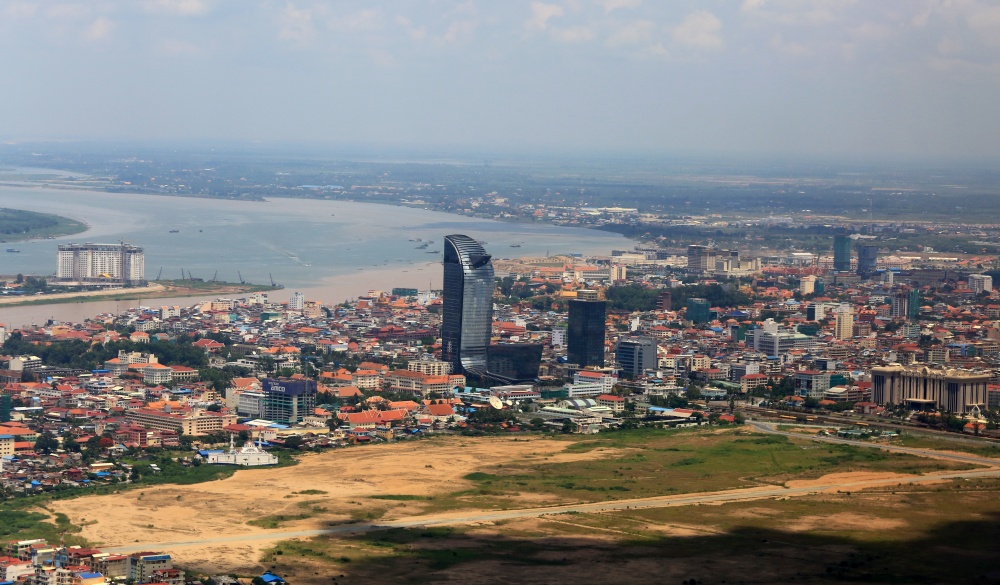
[1, 334, 212, 371]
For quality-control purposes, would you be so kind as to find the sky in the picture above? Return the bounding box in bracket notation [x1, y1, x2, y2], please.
[2, 0, 1000, 160]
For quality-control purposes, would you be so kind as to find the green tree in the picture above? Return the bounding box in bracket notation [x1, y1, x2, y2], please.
[35, 432, 59, 454]
[61, 431, 81, 453]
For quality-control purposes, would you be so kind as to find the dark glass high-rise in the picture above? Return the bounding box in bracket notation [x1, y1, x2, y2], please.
[441, 234, 494, 374]
[567, 299, 606, 367]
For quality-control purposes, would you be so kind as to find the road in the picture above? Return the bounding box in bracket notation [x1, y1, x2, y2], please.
[104, 424, 1000, 554]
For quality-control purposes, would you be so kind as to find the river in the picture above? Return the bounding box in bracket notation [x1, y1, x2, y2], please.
[0, 184, 625, 327]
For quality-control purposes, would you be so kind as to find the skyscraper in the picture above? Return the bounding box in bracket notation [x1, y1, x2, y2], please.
[441, 235, 494, 375]
[969, 274, 993, 294]
[567, 298, 606, 367]
[835, 304, 854, 340]
[857, 244, 879, 277]
[686, 297, 711, 324]
[687, 245, 710, 273]
[616, 336, 657, 377]
[833, 235, 851, 271]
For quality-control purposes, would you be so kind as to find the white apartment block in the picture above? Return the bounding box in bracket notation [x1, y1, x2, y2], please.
[970, 274, 993, 294]
[56, 242, 144, 282]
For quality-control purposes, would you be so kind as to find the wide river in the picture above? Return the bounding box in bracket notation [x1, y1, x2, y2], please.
[0, 185, 625, 327]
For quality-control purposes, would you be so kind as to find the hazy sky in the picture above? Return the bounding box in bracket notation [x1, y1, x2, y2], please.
[2, 0, 999, 159]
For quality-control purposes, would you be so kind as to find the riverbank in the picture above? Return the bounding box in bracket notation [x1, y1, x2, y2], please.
[0, 281, 275, 308]
[0, 208, 88, 242]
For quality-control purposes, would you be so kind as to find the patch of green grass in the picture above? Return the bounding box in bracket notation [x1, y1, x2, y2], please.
[0, 509, 85, 544]
[463, 472, 498, 481]
[349, 507, 387, 522]
[368, 494, 431, 501]
[432, 427, 971, 510]
[294, 489, 328, 495]
[895, 434, 1000, 458]
[247, 512, 314, 529]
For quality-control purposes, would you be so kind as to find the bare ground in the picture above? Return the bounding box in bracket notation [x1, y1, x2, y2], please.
[48, 436, 620, 572]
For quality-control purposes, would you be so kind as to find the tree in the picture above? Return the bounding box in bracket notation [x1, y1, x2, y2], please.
[35, 432, 59, 455]
[282, 436, 304, 449]
[61, 431, 81, 453]
[561, 420, 578, 434]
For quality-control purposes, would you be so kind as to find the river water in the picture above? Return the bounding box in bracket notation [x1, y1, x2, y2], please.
[0, 185, 624, 327]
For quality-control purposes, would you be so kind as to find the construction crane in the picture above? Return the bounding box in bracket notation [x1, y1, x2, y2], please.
[269, 273, 276, 287]
[211, 270, 217, 282]
[156, 267, 163, 280]
[238, 271, 245, 285]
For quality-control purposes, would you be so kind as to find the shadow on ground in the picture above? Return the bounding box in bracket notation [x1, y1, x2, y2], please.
[261, 511, 1000, 585]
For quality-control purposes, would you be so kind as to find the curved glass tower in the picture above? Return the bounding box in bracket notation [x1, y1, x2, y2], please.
[441, 234, 494, 374]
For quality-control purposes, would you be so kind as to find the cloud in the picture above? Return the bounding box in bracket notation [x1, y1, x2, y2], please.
[768, 33, 810, 57]
[46, 3, 91, 20]
[672, 11, 724, 51]
[331, 8, 382, 33]
[525, 2, 564, 31]
[158, 39, 203, 55]
[278, 3, 315, 44]
[84, 16, 114, 41]
[739, 0, 850, 26]
[551, 26, 595, 43]
[4, 1, 38, 19]
[144, 0, 207, 16]
[600, 0, 641, 14]
[395, 15, 427, 41]
[438, 19, 479, 44]
[606, 19, 656, 47]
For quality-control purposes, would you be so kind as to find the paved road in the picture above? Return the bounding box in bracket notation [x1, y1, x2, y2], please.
[104, 425, 1000, 554]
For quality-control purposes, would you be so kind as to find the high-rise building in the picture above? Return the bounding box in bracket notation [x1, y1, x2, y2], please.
[615, 336, 657, 377]
[56, 242, 145, 282]
[686, 297, 711, 324]
[890, 287, 921, 320]
[806, 303, 827, 322]
[261, 377, 316, 424]
[890, 289, 909, 319]
[907, 288, 921, 320]
[833, 235, 852, 271]
[687, 245, 710, 273]
[441, 235, 494, 375]
[969, 274, 993, 294]
[835, 304, 854, 340]
[656, 290, 673, 311]
[800, 275, 817, 295]
[567, 299, 606, 367]
[611, 264, 627, 282]
[289, 292, 305, 311]
[857, 244, 879, 277]
[486, 343, 543, 383]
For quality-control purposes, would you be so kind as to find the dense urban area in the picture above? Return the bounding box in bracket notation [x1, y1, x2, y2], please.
[2, 151, 1000, 584]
